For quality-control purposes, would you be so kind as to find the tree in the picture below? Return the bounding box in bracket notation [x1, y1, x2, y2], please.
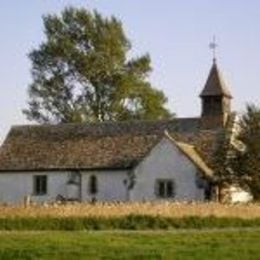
[23, 7, 172, 123]
[233, 104, 260, 200]
[213, 130, 236, 202]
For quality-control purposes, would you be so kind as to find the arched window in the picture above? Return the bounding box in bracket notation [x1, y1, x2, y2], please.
[89, 175, 98, 194]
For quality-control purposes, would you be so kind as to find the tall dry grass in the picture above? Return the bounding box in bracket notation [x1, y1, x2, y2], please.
[0, 202, 259, 219]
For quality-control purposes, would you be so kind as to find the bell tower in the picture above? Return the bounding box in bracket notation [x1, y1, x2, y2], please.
[200, 38, 232, 129]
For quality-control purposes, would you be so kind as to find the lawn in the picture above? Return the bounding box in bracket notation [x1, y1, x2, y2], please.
[0, 230, 259, 260]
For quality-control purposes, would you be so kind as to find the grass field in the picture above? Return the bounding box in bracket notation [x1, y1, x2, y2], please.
[0, 203, 258, 259]
[0, 230, 259, 260]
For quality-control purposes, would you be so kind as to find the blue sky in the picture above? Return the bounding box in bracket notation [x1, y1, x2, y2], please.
[0, 1, 260, 142]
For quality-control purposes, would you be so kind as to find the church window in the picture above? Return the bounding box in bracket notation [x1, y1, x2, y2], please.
[68, 171, 80, 185]
[89, 175, 98, 194]
[33, 175, 47, 195]
[156, 179, 175, 198]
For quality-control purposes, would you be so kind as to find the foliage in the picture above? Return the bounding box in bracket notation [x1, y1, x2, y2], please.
[23, 7, 172, 123]
[234, 104, 260, 200]
[0, 215, 259, 231]
[213, 130, 237, 201]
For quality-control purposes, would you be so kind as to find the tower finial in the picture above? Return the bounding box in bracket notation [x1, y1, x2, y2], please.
[209, 35, 218, 63]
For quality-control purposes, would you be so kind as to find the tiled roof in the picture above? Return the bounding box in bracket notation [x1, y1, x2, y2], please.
[200, 62, 232, 98]
[0, 119, 221, 172]
[161, 131, 214, 177]
[175, 141, 213, 177]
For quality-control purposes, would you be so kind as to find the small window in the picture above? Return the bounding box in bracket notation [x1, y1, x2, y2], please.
[89, 175, 98, 195]
[156, 179, 175, 198]
[68, 171, 80, 184]
[33, 175, 47, 195]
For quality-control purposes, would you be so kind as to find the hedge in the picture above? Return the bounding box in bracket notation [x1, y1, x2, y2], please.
[0, 215, 259, 230]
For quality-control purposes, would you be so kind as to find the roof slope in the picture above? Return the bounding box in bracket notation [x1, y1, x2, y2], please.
[0, 119, 221, 171]
[200, 62, 232, 98]
[163, 131, 214, 177]
[175, 141, 213, 177]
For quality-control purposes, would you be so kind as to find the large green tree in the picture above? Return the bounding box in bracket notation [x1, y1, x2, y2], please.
[212, 130, 235, 202]
[234, 104, 260, 200]
[23, 7, 171, 123]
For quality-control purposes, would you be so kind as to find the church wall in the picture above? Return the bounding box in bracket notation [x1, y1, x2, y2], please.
[0, 171, 70, 204]
[0, 170, 129, 204]
[130, 138, 206, 202]
[81, 170, 128, 202]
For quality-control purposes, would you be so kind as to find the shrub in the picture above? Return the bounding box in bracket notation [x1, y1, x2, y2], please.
[0, 215, 259, 231]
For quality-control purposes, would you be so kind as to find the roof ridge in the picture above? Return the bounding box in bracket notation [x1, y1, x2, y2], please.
[11, 117, 201, 129]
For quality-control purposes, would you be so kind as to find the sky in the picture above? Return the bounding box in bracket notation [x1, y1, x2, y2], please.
[0, 1, 260, 142]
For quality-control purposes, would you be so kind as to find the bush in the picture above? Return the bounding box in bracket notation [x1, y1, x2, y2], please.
[0, 215, 259, 231]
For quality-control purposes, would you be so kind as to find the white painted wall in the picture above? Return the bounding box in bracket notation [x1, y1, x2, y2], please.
[0, 170, 129, 204]
[229, 186, 253, 203]
[0, 171, 70, 204]
[81, 170, 128, 202]
[130, 138, 207, 201]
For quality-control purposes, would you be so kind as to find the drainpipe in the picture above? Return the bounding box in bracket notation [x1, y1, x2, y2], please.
[79, 171, 82, 202]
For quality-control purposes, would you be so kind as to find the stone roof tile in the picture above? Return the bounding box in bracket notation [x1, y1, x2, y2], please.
[0, 119, 221, 171]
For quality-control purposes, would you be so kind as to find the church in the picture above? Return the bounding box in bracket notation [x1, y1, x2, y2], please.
[0, 59, 251, 204]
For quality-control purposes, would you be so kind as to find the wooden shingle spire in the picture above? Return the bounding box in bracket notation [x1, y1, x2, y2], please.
[200, 61, 232, 98]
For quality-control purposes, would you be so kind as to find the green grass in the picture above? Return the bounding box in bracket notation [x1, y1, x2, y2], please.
[0, 230, 258, 260]
[0, 215, 259, 230]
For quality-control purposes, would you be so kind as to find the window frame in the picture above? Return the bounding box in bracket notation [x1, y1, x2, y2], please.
[155, 179, 175, 198]
[33, 175, 48, 196]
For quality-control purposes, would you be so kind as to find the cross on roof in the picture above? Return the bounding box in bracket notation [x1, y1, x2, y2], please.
[209, 36, 218, 63]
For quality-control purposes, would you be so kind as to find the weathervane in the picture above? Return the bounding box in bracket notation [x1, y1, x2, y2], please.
[209, 36, 218, 63]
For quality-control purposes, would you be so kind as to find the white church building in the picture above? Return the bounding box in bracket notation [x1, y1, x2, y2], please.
[0, 61, 251, 204]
